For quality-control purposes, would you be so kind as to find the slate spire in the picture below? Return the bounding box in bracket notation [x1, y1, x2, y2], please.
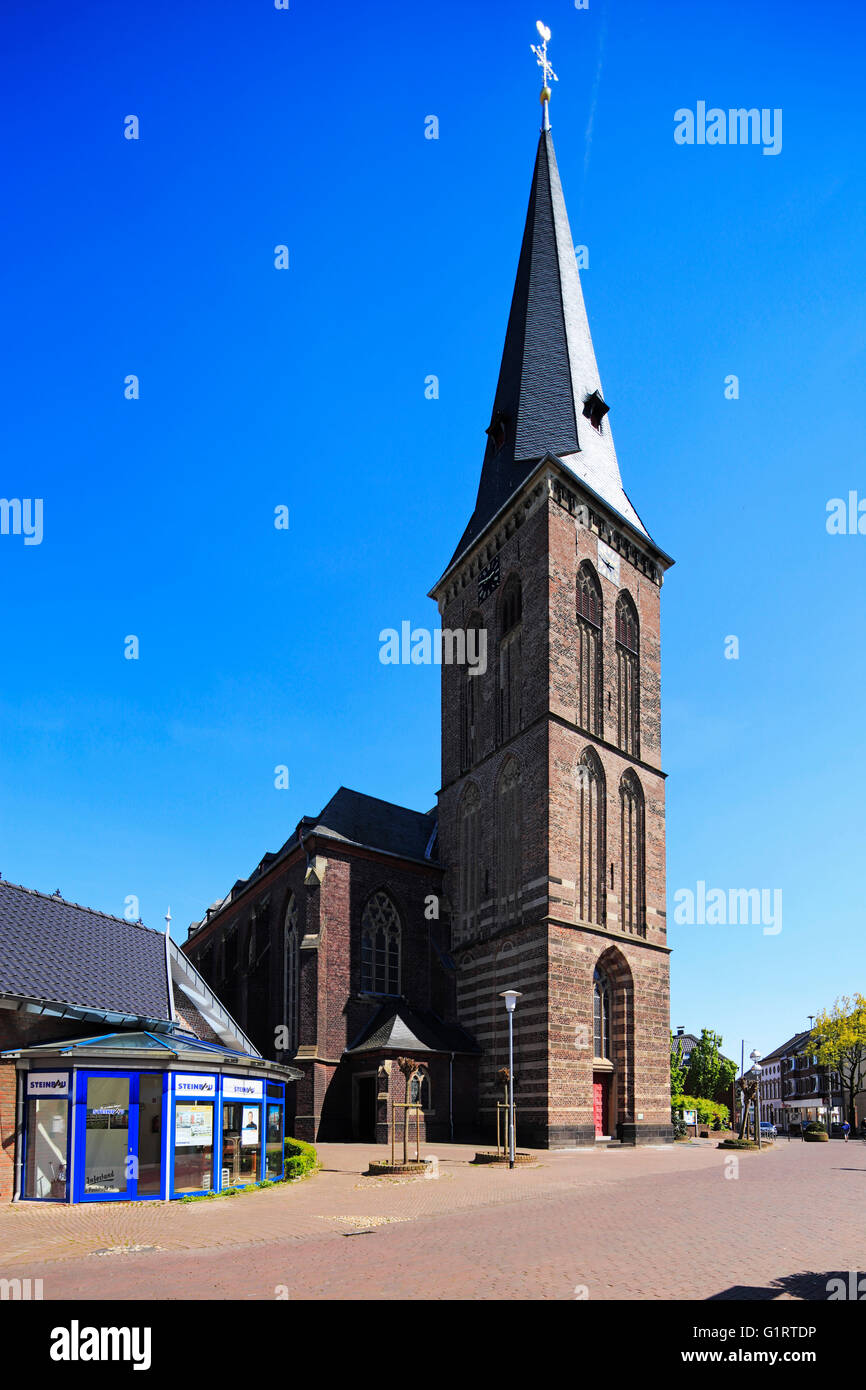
[449, 121, 649, 568]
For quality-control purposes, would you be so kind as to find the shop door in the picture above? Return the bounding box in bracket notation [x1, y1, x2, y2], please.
[76, 1072, 165, 1201]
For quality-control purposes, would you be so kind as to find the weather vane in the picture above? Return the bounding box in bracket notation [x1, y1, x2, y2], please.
[531, 21, 557, 129]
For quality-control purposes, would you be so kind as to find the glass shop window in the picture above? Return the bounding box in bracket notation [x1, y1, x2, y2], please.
[221, 1102, 261, 1186]
[24, 1098, 68, 1199]
[173, 1102, 214, 1194]
[265, 1102, 284, 1178]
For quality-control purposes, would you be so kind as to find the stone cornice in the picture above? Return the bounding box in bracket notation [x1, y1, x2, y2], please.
[430, 456, 673, 608]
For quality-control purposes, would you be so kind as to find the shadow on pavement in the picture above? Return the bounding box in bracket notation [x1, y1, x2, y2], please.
[707, 1270, 851, 1301]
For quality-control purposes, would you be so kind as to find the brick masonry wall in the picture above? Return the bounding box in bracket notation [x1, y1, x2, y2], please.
[184, 839, 444, 1144]
[0, 1059, 17, 1202]
[0, 1011, 104, 1203]
[435, 471, 673, 1146]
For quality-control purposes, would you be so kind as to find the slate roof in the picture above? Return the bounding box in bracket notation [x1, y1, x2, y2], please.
[302, 788, 438, 863]
[346, 1001, 480, 1056]
[0, 879, 171, 1022]
[761, 1030, 814, 1065]
[446, 127, 653, 572]
[188, 787, 439, 936]
[671, 1031, 734, 1067]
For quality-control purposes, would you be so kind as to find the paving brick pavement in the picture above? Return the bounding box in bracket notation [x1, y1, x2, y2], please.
[1, 1138, 863, 1300]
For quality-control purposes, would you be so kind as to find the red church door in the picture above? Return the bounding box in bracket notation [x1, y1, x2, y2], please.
[592, 1076, 607, 1137]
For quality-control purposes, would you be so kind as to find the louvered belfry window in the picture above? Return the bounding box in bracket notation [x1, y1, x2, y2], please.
[620, 770, 646, 937]
[460, 613, 483, 772]
[577, 562, 603, 736]
[615, 591, 640, 757]
[360, 891, 401, 994]
[498, 578, 522, 743]
[577, 750, 606, 926]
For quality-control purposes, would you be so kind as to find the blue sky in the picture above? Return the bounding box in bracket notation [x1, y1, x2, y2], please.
[1, 0, 864, 1063]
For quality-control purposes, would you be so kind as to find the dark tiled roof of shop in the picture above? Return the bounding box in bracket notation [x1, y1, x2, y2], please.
[0, 879, 171, 1021]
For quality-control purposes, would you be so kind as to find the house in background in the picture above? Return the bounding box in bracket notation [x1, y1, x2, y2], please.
[760, 1030, 844, 1133]
[0, 878, 299, 1204]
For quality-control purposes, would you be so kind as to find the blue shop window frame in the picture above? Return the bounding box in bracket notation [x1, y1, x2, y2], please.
[218, 1078, 284, 1188]
[73, 1070, 168, 1203]
[20, 1071, 72, 1202]
[169, 1076, 219, 1199]
[265, 1090, 286, 1182]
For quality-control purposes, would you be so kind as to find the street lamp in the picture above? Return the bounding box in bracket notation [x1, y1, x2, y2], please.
[499, 990, 522, 1168]
[750, 1050, 763, 1148]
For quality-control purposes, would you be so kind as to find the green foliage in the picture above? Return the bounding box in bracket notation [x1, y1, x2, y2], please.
[284, 1136, 320, 1180]
[811, 995, 866, 1124]
[719, 1139, 759, 1150]
[805, 1121, 827, 1134]
[717, 1055, 737, 1100]
[684, 1029, 728, 1103]
[677, 1095, 730, 1128]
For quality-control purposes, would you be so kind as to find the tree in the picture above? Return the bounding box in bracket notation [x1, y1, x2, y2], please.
[811, 995, 866, 1127]
[670, 1032, 686, 1105]
[717, 1053, 737, 1105]
[685, 1029, 730, 1104]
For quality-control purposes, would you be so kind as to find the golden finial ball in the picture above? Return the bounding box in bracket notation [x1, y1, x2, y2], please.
[540, 87, 551, 104]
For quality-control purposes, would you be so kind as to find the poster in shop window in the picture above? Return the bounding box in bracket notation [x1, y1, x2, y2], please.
[175, 1104, 213, 1147]
[241, 1106, 260, 1147]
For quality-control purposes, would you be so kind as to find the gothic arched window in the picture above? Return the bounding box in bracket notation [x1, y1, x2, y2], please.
[408, 1071, 431, 1110]
[616, 591, 640, 757]
[498, 577, 522, 743]
[577, 562, 603, 736]
[496, 758, 522, 924]
[284, 894, 299, 1055]
[593, 968, 612, 1059]
[620, 770, 646, 937]
[460, 612, 483, 772]
[458, 782, 482, 939]
[577, 749, 606, 926]
[360, 891, 401, 995]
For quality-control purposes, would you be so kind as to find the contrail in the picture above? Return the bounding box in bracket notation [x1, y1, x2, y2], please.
[583, 8, 608, 180]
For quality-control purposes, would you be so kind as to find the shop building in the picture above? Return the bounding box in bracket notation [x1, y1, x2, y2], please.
[0, 879, 299, 1203]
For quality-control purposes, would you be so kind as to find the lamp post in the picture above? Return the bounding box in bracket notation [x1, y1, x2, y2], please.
[499, 990, 522, 1168]
[750, 1050, 763, 1148]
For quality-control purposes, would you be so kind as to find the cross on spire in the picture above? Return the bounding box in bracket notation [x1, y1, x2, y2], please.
[530, 21, 557, 129]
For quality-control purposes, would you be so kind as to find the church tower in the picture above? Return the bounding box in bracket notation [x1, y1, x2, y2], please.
[430, 34, 674, 1146]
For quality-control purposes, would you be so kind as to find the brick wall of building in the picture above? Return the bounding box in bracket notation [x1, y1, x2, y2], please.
[184, 836, 446, 1143]
[434, 468, 673, 1146]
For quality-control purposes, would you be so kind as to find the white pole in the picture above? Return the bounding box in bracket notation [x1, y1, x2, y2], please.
[508, 1009, 515, 1169]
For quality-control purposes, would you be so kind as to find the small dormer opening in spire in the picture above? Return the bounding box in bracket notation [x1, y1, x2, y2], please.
[583, 390, 609, 433]
[486, 412, 508, 455]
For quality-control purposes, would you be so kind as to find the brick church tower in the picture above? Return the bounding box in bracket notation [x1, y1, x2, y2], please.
[430, 77, 675, 1146]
